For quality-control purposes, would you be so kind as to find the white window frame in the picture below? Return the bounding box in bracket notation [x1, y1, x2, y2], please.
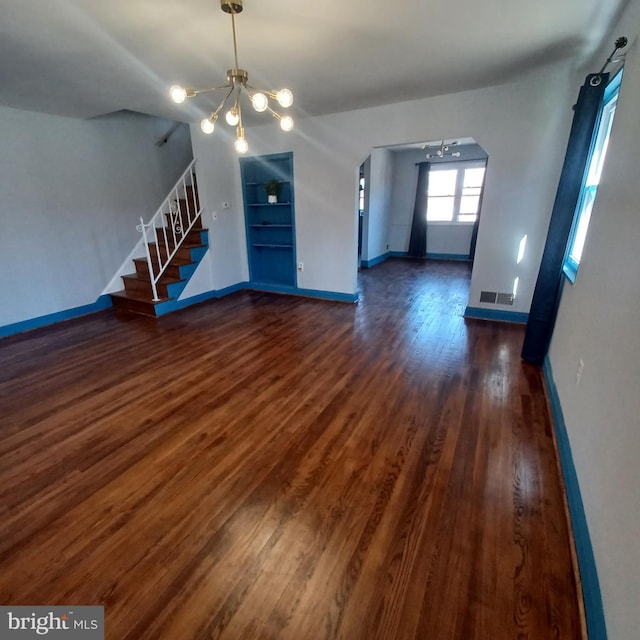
[426, 160, 487, 225]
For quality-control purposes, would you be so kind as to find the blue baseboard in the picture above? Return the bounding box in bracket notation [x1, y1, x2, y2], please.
[362, 251, 471, 267]
[360, 252, 390, 268]
[543, 357, 607, 640]
[292, 287, 358, 303]
[464, 306, 529, 324]
[0, 295, 113, 339]
[388, 251, 472, 261]
[0, 281, 357, 337]
[247, 282, 358, 303]
[426, 252, 471, 261]
[155, 282, 249, 316]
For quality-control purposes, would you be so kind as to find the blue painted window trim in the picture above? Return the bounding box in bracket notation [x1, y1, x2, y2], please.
[563, 69, 623, 284]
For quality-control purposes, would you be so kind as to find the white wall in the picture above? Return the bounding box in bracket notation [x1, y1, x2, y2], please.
[365, 148, 393, 262]
[189, 60, 575, 307]
[0, 107, 192, 327]
[178, 125, 249, 299]
[549, 3, 640, 638]
[427, 225, 474, 256]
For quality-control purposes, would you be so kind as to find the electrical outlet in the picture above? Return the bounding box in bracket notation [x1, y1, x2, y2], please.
[212, 211, 218, 221]
[576, 359, 584, 385]
[297, 262, 304, 271]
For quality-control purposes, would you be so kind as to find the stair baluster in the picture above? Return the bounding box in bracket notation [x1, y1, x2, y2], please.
[136, 158, 202, 302]
[110, 158, 208, 317]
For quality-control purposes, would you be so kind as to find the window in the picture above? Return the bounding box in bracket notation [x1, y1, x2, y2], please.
[564, 69, 623, 282]
[426, 161, 486, 223]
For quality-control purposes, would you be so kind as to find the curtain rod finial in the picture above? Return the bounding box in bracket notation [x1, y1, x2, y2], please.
[615, 36, 628, 50]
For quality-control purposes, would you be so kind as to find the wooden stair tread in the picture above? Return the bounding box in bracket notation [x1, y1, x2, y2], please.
[122, 273, 183, 285]
[133, 255, 193, 267]
[150, 242, 207, 251]
[155, 227, 209, 238]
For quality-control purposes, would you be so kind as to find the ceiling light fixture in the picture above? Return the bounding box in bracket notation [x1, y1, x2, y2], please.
[169, 0, 294, 154]
[425, 140, 461, 159]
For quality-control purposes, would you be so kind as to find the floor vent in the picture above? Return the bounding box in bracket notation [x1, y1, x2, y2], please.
[480, 291, 515, 306]
[496, 293, 515, 306]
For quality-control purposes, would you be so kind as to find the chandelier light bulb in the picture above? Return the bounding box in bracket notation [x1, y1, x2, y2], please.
[276, 89, 293, 108]
[280, 115, 294, 132]
[200, 118, 215, 134]
[234, 136, 249, 154]
[170, 85, 188, 104]
[251, 92, 268, 112]
[226, 108, 240, 126]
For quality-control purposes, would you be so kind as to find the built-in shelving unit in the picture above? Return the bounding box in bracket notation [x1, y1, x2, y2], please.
[240, 152, 296, 288]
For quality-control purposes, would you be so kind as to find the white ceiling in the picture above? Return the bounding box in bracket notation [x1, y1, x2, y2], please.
[0, 0, 628, 122]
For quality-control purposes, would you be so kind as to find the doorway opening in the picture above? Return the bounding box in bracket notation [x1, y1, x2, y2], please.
[355, 137, 488, 269]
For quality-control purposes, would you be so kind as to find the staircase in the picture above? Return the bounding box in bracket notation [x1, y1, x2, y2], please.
[110, 160, 208, 317]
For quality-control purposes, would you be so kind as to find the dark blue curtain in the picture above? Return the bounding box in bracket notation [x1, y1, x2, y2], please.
[521, 73, 607, 364]
[469, 217, 480, 261]
[408, 162, 430, 257]
[469, 163, 487, 261]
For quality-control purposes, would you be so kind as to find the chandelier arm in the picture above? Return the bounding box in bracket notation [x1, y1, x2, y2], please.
[214, 85, 236, 116]
[246, 85, 277, 99]
[193, 83, 233, 95]
[266, 105, 282, 120]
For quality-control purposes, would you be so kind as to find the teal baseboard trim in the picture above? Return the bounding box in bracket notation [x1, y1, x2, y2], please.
[245, 282, 297, 295]
[360, 252, 390, 268]
[426, 252, 471, 261]
[387, 251, 471, 261]
[155, 282, 249, 316]
[0, 295, 113, 339]
[464, 306, 529, 324]
[247, 282, 358, 303]
[215, 282, 251, 298]
[293, 287, 358, 303]
[543, 357, 607, 640]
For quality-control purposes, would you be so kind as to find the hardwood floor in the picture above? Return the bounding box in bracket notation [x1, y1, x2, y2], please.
[0, 259, 582, 639]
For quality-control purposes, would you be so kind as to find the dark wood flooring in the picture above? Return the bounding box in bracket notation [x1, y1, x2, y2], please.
[0, 259, 582, 639]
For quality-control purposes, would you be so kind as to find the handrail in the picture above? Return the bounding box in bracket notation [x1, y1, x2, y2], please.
[136, 158, 202, 301]
[155, 121, 184, 147]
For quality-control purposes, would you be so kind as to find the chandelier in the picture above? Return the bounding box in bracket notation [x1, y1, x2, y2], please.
[169, 0, 293, 154]
[424, 140, 461, 159]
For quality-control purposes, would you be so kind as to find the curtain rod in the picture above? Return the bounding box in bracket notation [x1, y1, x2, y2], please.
[598, 36, 628, 75]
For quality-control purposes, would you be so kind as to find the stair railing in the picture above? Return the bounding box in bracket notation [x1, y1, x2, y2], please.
[137, 158, 202, 301]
